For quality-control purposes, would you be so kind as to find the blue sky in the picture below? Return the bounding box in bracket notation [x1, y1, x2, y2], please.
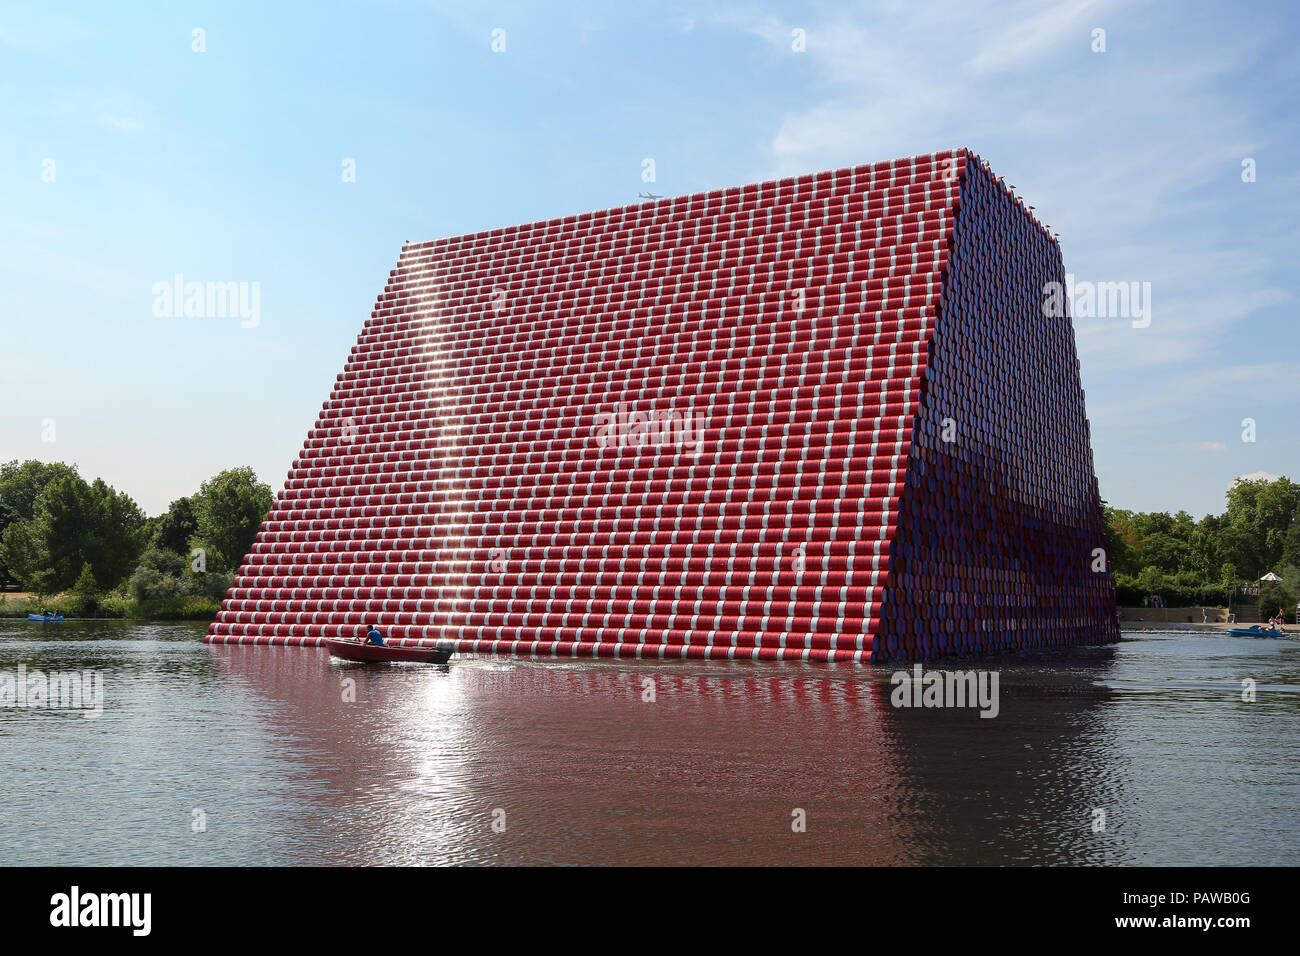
[1, 0, 1296, 518]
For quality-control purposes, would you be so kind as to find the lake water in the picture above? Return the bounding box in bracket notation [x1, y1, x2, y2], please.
[1, 619, 1296, 866]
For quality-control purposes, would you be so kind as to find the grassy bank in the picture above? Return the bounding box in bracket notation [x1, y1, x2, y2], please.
[0, 592, 219, 621]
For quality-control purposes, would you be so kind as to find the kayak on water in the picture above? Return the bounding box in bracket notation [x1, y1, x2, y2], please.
[324, 637, 453, 664]
[1226, 625, 1286, 637]
[27, 613, 65, 622]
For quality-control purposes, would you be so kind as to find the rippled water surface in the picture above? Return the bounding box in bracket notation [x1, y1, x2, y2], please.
[1, 619, 1296, 865]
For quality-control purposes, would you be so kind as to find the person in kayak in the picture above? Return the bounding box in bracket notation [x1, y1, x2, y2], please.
[364, 623, 385, 646]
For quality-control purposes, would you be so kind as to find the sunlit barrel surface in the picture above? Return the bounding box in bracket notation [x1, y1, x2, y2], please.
[203, 148, 1116, 662]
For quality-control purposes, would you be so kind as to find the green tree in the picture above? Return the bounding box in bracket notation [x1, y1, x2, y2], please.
[0, 474, 146, 592]
[1281, 512, 1300, 570]
[193, 468, 273, 573]
[136, 546, 187, 578]
[1135, 565, 1166, 595]
[0, 460, 81, 527]
[1102, 507, 1140, 576]
[1190, 513, 1227, 578]
[1279, 565, 1300, 604]
[153, 496, 199, 555]
[1258, 581, 1296, 620]
[1222, 476, 1300, 578]
[1, 474, 99, 592]
[85, 478, 148, 586]
[195, 567, 236, 602]
[128, 566, 181, 604]
[126, 545, 194, 606]
[0, 460, 80, 585]
[1137, 531, 1189, 574]
[1, 518, 55, 594]
[70, 562, 102, 615]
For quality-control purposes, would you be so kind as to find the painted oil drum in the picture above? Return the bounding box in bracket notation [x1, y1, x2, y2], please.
[205, 148, 1118, 663]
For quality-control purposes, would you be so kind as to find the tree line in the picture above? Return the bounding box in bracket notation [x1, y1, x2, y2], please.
[1, 459, 1296, 620]
[1104, 475, 1300, 616]
[0, 460, 273, 617]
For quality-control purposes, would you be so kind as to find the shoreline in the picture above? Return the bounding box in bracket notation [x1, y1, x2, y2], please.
[4, 615, 1282, 634]
[1120, 620, 1289, 634]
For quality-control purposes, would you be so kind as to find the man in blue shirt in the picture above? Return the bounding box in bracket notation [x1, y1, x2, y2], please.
[364, 623, 384, 646]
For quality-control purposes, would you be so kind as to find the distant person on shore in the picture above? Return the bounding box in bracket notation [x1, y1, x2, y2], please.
[364, 623, 385, 646]
[1202, 608, 1209, 624]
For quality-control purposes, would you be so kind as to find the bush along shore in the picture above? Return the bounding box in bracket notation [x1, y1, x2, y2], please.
[0, 592, 220, 621]
[4, 462, 1298, 625]
[1103, 475, 1299, 619]
[0, 460, 272, 624]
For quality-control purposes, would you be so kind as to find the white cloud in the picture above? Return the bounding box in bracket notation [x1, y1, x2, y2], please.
[968, 0, 1102, 74]
[716, 1, 1297, 513]
[1232, 470, 1281, 487]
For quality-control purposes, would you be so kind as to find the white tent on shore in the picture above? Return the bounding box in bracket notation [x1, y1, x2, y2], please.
[1259, 572, 1282, 581]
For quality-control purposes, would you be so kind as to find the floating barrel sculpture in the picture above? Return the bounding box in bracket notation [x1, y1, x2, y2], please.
[205, 148, 1119, 662]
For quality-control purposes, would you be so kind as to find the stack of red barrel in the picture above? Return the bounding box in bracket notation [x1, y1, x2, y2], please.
[205, 148, 1118, 662]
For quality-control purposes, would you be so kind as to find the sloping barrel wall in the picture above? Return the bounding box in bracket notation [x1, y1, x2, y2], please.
[206, 148, 1119, 662]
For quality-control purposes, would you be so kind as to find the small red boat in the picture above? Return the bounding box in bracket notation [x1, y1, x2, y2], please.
[324, 638, 454, 664]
